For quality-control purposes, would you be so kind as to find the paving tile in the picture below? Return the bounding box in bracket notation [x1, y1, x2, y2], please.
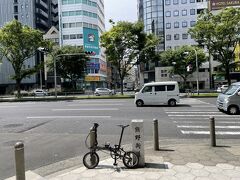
[142, 172, 162, 179]
[208, 173, 230, 180]
[203, 166, 222, 173]
[172, 165, 190, 173]
[80, 170, 97, 178]
[111, 171, 129, 178]
[223, 169, 240, 178]
[186, 163, 204, 169]
[174, 173, 195, 180]
[60, 174, 82, 180]
[124, 175, 146, 180]
[194, 177, 212, 180]
[190, 169, 210, 177]
[216, 163, 235, 170]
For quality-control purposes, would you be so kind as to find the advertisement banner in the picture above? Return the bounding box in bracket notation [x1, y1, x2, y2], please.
[210, 0, 240, 10]
[85, 76, 100, 82]
[86, 62, 100, 70]
[83, 28, 100, 55]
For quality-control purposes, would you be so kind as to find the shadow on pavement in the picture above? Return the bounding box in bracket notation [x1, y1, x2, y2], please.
[145, 163, 168, 169]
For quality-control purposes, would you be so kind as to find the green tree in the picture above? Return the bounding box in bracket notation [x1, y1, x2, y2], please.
[189, 8, 240, 85]
[101, 21, 159, 94]
[0, 20, 50, 97]
[160, 46, 206, 89]
[48, 46, 89, 90]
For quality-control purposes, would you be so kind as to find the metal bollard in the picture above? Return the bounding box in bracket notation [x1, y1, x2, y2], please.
[210, 116, 216, 147]
[89, 128, 96, 148]
[14, 142, 25, 180]
[153, 119, 159, 150]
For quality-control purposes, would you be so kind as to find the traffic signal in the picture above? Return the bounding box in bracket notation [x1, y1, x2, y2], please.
[187, 64, 192, 72]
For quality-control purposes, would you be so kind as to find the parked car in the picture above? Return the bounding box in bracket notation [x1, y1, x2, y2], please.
[33, 89, 48, 96]
[94, 88, 115, 96]
[216, 82, 240, 115]
[216, 85, 228, 93]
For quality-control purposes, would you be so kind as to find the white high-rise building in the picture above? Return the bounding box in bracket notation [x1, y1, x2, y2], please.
[58, 0, 106, 90]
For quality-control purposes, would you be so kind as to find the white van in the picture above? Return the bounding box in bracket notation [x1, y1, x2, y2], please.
[134, 81, 180, 107]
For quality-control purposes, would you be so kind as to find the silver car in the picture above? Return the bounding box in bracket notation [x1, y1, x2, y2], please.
[94, 88, 115, 96]
[216, 82, 240, 115]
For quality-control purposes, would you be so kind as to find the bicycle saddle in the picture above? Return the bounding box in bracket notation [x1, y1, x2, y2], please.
[117, 124, 129, 128]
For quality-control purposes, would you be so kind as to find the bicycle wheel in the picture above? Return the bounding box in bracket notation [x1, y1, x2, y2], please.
[123, 151, 139, 168]
[83, 152, 99, 169]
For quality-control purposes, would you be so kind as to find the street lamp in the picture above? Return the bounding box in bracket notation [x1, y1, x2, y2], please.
[184, 49, 199, 95]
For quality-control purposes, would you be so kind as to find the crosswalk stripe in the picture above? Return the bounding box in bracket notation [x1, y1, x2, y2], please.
[177, 125, 240, 129]
[166, 112, 221, 114]
[168, 114, 240, 117]
[181, 130, 240, 135]
[174, 121, 240, 124]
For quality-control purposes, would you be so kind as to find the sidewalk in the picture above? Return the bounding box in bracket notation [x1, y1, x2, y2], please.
[7, 140, 240, 180]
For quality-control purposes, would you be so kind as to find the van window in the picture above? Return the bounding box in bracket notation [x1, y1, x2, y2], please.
[142, 86, 152, 93]
[155, 85, 165, 91]
[167, 85, 175, 91]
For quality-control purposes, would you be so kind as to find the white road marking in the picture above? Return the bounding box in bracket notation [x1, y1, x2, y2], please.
[177, 125, 240, 129]
[189, 106, 215, 107]
[68, 104, 123, 106]
[174, 121, 240, 124]
[0, 106, 17, 108]
[166, 112, 221, 114]
[52, 108, 119, 111]
[27, 116, 112, 119]
[168, 114, 240, 117]
[181, 130, 240, 135]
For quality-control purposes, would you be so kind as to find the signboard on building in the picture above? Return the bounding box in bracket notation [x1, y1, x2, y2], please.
[85, 76, 100, 82]
[209, 0, 240, 10]
[83, 28, 100, 55]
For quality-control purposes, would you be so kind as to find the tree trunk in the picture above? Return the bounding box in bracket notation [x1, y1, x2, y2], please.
[120, 78, 124, 95]
[225, 64, 231, 85]
[16, 79, 21, 98]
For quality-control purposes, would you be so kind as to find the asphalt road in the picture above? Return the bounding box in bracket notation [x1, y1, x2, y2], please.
[0, 97, 239, 179]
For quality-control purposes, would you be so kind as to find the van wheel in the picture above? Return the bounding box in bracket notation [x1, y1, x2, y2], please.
[228, 106, 239, 115]
[168, 99, 176, 107]
[136, 100, 144, 107]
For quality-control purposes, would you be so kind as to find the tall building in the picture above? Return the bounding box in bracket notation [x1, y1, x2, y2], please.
[58, 0, 106, 91]
[137, 0, 215, 89]
[0, 0, 58, 94]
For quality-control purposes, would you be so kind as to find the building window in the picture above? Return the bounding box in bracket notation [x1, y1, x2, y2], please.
[63, 23, 69, 28]
[69, 23, 75, 28]
[174, 22, 179, 28]
[166, 46, 172, 49]
[70, 34, 77, 39]
[14, 0, 18, 3]
[77, 34, 83, 39]
[14, 15, 18, 20]
[190, 0, 195, 2]
[173, 10, 179, 16]
[174, 34, 180, 40]
[181, 0, 187, 4]
[182, 21, 188, 27]
[197, 9, 204, 14]
[165, 0, 171, 5]
[63, 35, 69, 40]
[190, 21, 196, 27]
[166, 23, 171, 29]
[14, 6, 18, 13]
[166, 34, 171, 40]
[173, 0, 179, 4]
[166, 11, 171, 17]
[190, 9, 195, 15]
[182, 33, 188, 39]
[182, 9, 187, 16]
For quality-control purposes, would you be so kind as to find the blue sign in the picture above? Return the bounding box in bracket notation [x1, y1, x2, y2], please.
[83, 28, 100, 55]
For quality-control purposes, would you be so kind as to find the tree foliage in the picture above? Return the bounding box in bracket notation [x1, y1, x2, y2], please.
[161, 46, 206, 88]
[0, 20, 50, 97]
[189, 8, 240, 85]
[48, 45, 89, 90]
[101, 21, 159, 94]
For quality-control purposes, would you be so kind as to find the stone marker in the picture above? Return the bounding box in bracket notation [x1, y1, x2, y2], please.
[131, 119, 145, 167]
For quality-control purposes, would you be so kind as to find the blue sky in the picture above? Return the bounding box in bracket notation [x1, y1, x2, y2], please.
[104, 0, 138, 30]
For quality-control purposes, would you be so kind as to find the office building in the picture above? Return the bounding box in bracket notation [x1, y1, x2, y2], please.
[0, 0, 58, 94]
[59, 0, 106, 90]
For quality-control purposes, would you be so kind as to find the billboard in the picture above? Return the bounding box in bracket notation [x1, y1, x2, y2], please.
[83, 28, 100, 55]
[209, 0, 240, 10]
